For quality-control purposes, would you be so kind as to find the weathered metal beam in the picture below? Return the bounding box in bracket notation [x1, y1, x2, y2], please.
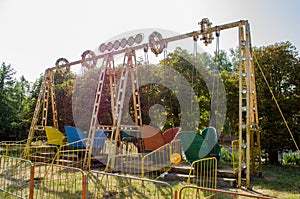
[50, 20, 248, 71]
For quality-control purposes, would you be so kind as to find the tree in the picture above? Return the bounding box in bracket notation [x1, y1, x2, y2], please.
[254, 41, 300, 163]
[214, 49, 239, 137]
[219, 70, 239, 136]
[11, 75, 31, 139]
[72, 68, 113, 131]
[54, 72, 76, 132]
[157, 48, 213, 131]
[0, 63, 32, 140]
[0, 62, 16, 139]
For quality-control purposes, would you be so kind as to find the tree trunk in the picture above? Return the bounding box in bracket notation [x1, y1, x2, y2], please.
[268, 150, 280, 165]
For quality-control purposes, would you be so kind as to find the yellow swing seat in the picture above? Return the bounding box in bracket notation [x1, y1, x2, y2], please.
[45, 126, 65, 146]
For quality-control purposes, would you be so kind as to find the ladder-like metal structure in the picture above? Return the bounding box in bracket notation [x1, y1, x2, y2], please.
[111, 49, 143, 152]
[24, 69, 58, 158]
[237, 22, 262, 187]
[83, 54, 116, 169]
[198, 19, 262, 188]
[83, 49, 144, 169]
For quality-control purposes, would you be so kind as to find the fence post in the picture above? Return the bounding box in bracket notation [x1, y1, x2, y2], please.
[29, 165, 35, 199]
[5, 145, 8, 156]
[82, 172, 87, 199]
[174, 190, 178, 199]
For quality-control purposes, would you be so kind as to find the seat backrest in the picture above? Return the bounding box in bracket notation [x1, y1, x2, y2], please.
[177, 131, 206, 163]
[64, 126, 87, 141]
[45, 126, 65, 146]
[162, 127, 181, 143]
[200, 127, 221, 160]
[64, 126, 87, 148]
[93, 131, 108, 149]
[141, 125, 165, 151]
[64, 126, 108, 149]
[201, 127, 218, 145]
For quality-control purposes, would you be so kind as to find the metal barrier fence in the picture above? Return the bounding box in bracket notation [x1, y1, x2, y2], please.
[170, 140, 182, 157]
[105, 143, 174, 180]
[105, 153, 143, 176]
[57, 138, 135, 169]
[0, 141, 26, 157]
[142, 143, 172, 179]
[32, 162, 86, 199]
[31, 136, 48, 145]
[178, 185, 275, 199]
[187, 157, 217, 198]
[59, 138, 87, 151]
[56, 137, 112, 169]
[59, 137, 109, 157]
[54, 149, 87, 168]
[0, 154, 173, 199]
[1, 154, 276, 199]
[0, 155, 34, 199]
[28, 145, 58, 163]
[88, 170, 173, 199]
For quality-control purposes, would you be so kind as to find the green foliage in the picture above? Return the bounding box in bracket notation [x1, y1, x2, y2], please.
[136, 65, 182, 130]
[0, 62, 16, 139]
[282, 152, 300, 166]
[72, 69, 101, 131]
[220, 147, 232, 164]
[160, 48, 212, 131]
[10, 75, 32, 139]
[0, 63, 31, 140]
[219, 71, 239, 136]
[54, 72, 76, 132]
[254, 41, 300, 163]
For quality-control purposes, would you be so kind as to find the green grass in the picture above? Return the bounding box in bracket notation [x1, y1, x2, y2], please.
[0, 191, 16, 199]
[251, 164, 300, 199]
[218, 147, 300, 198]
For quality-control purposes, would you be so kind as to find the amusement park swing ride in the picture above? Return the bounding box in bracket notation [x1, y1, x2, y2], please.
[22, 18, 262, 188]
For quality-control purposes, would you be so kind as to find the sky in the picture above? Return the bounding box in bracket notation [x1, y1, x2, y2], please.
[1, 0, 300, 82]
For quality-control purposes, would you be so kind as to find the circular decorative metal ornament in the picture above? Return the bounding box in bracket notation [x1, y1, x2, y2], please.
[127, 36, 135, 46]
[81, 50, 97, 69]
[121, 38, 127, 48]
[149, 31, 165, 56]
[99, 43, 106, 53]
[134, 33, 143, 44]
[113, 40, 120, 50]
[55, 58, 70, 74]
[106, 42, 113, 51]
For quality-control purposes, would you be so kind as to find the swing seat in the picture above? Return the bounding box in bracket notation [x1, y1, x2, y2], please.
[200, 127, 219, 144]
[141, 125, 165, 151]
[64, 126, 87, 148]
[162, 127, 181, 143]
[45, 126, 66, 146]
[121, 131, 138, 141]
[141, 125, 181, 152]
[64, 126, 108, 149]
[201, 127, 221, 160]
[178, 127, 221, 164]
